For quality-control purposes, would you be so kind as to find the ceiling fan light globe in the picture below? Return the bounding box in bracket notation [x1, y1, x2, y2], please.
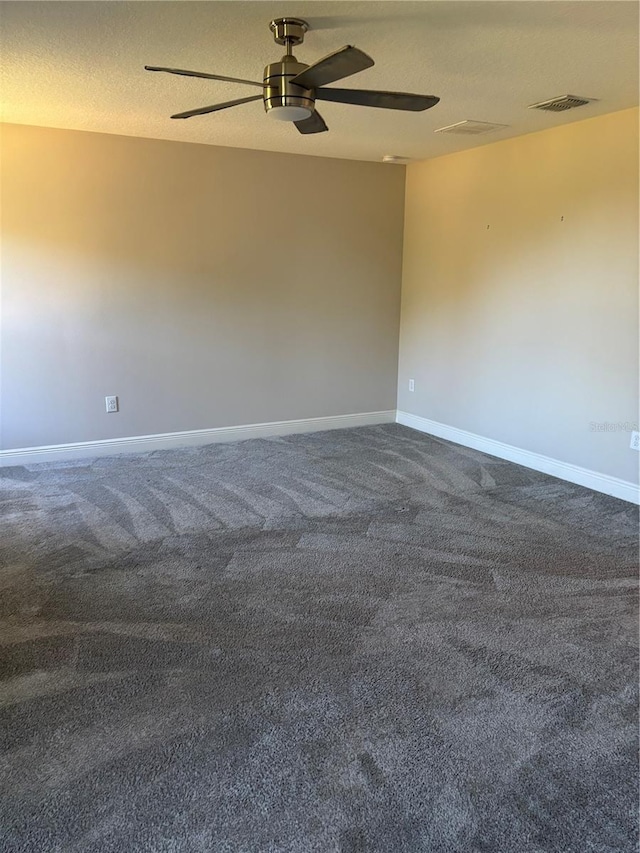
[268, 105, 312, 122]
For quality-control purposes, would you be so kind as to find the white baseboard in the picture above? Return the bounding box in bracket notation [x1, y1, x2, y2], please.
[0, 410, 396, 467]
[4, 409, 637, 504]
[397, 411, 640, 505]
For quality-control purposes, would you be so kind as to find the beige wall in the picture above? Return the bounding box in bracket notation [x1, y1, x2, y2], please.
[398, 108, 639, 485]
[0, 124, 405, 449]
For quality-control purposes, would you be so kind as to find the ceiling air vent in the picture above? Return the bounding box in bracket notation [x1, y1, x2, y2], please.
[528, 95, 594, 112]
[434, 120, 509, 135]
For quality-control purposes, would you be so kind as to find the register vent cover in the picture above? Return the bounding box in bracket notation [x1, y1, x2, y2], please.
[528, 95, 595, 112]
[435, 120, 509, 135]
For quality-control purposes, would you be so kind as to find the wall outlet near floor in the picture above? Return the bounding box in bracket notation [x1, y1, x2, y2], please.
[630, 431, 640, 451]
[409, 379, 415, 392]
[105, 395, 119, 413]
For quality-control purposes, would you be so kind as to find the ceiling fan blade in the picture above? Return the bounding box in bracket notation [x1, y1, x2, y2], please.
[294, 110, 329, 135]
[145, 66, 263, 88]
[289, 46, 374, 89]
[316, 88, 439, 111]
[171, 95, 262, 119]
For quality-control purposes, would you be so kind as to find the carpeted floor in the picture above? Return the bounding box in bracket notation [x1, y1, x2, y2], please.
[0, 423, 638, 852]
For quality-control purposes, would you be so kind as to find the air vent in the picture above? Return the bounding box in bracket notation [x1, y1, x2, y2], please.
[434, 120, 509, 136]
[528, 95, 594, 112]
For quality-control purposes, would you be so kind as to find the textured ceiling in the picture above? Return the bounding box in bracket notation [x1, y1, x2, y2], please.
[1, 1, 638, 162]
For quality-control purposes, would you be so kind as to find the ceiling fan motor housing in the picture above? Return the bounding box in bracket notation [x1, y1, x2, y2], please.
[263, 56, 315, 120]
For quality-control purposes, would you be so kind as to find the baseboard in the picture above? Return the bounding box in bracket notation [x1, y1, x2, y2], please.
[5, 409, 637, 504]
[396, 411, 640, 505]
[0, 410, 396, 467]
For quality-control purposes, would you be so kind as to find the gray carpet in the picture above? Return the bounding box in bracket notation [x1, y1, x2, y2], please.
[0, 423, 638, 853]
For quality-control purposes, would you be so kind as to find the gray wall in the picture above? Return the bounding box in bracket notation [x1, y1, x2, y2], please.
[397, 108, 639, 485]
[1, 124, 405, 449]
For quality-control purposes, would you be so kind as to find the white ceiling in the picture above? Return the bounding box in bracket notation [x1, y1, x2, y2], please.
[1, 1, 638, 162]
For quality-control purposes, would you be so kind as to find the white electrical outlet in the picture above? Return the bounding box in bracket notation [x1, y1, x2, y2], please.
[630, 431, 640, 451]
[409, 379, 415, 392]
[105, 395, 119, 413]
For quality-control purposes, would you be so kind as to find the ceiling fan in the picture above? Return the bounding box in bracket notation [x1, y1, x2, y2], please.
[145, 17, 439, 134]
